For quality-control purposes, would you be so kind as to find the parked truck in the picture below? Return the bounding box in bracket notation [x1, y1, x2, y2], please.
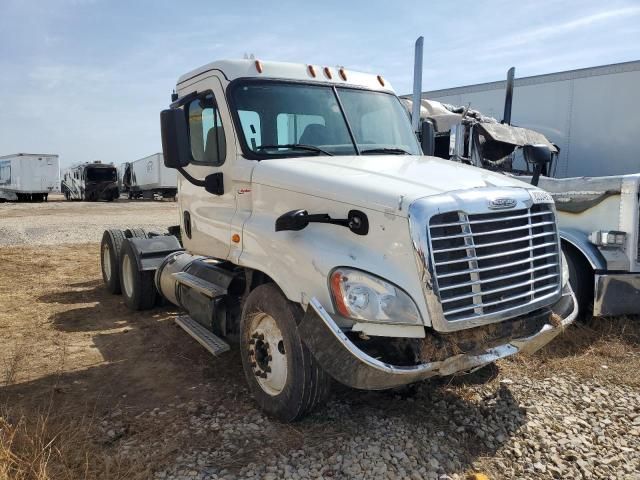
[99, 59, 576, 421]
[0, 153, 60, 202]
[403, 40, 640, 317]
[120, 153, 178, 200]
[61, 161, 119, 201]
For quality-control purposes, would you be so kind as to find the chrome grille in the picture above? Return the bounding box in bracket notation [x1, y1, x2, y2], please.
[428, 204, 561, 322]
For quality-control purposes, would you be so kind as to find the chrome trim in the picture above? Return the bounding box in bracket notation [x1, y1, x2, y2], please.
[593, 273, 640, 316]
[300, 289, 577, 390]
[408, 187, 562, 332]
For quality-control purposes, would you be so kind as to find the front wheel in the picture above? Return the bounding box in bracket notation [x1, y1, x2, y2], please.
[240, 284, 331, 422]
[563, 244, 593, 321]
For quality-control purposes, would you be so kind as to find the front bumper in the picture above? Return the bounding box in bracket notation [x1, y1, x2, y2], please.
[299, 284, 577, 390]
[594, 273, 640, 316]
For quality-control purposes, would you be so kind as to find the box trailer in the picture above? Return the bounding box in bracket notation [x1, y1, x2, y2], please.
[423, 60, 640, 178]
[0, 153, 60, 201]
[120, 153, 177, 199]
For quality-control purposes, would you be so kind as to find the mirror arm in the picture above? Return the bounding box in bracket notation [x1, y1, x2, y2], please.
[177, 167, 206, 187]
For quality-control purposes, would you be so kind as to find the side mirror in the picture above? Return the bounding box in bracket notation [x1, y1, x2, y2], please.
[523, 144, 552, 186]
[420, 120, 435, 156]
[276, 209, 310, 232]
[160, 109, 190, 169]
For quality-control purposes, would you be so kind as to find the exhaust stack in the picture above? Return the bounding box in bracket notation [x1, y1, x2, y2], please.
[411, 36, 424, 133]
[502, 66, 515, 125]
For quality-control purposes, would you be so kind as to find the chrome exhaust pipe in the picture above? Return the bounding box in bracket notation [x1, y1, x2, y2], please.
[411, 36, 424, 133]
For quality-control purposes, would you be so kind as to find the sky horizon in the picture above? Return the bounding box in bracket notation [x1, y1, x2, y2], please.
[1, 0, 639, 167]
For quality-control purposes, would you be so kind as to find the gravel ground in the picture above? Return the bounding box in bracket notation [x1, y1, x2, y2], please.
[2, 197, 639, 480]
[0, 195, 177, 245]
[118, 371, 639, 480]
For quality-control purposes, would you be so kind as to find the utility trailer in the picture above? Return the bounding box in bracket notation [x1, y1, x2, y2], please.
[404, 39, 640, 317]
[99, 58, 576, 422]
[0, 153, 60, 202]
[120, 153, 178, 200]
[61, 161, 119, 201]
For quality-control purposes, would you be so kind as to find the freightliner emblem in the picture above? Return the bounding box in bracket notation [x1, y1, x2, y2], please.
[488, 198, 517, 210]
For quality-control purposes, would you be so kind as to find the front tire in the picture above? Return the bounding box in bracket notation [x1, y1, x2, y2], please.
[119, 240, 157, 311]
[563, 244, 593, 321]
[101, 229, 126, 294]
[240, 284, 331, 422]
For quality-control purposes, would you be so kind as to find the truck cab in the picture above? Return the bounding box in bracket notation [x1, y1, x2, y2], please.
[101, 59, 577, 421]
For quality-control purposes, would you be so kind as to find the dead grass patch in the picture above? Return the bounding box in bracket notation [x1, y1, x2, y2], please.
[502, 316, 640, 386]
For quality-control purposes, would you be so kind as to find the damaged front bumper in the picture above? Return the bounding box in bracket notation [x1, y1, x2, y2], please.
[299, 285, 577, 390]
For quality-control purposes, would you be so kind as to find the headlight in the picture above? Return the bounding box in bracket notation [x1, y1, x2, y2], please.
[561, 251, 569, 288]
[329, 268, 421, 325]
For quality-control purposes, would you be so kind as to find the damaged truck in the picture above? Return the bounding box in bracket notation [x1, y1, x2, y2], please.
[100, 58, 577, 421]
[403, 40, 640, 318]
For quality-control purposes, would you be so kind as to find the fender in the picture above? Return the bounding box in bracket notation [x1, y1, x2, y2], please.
[124, 236, 184, 272]
[559, 228, 606, 271]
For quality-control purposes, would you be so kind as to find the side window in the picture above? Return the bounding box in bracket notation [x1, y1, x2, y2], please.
[238, 110, 261, 149]
[187, 93, 226, 165]
[276, 113, 325, 144]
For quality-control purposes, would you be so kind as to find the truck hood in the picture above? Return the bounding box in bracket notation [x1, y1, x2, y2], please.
[252, 155, 534, 216]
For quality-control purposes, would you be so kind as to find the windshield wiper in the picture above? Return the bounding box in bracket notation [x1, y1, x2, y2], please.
[361, 147, 411, 155]
[256, 144, 334, 156]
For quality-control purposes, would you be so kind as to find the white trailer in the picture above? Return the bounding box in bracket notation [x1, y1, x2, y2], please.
[0, 153, 60, 202]
[424, 60, 640, 178]
[120, 153, 177, 199]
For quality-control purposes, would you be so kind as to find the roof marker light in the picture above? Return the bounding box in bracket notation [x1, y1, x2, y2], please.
[255, 60, 263, 73]
[323, 67, 332, 79]
[377, 75, 385, 86]
[307, 65, 316, 78]
[339, 68, 347, 81]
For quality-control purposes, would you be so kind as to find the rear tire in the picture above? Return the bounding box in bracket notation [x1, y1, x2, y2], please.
[101, 229, 126, 294]
[124, 228, 147, 239]
[240, 283, 331, 422]
[119, 240, 157, 311]
[563, 243, 593, 321]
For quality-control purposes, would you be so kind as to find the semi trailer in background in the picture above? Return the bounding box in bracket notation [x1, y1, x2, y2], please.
[0, 153, 60, 202]
[423, 60, 640, 178]
[404, 39, 640, 318]
[120, 153, 177, 200]
[61, 161, 119, 201]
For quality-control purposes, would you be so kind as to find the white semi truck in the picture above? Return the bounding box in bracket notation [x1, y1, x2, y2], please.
[0, 153, 60, 202]
[120, 153, 178, 200]
[61, 161, 119, 201]
[403, 46, 640, 318]
[99, 59, 576, 421]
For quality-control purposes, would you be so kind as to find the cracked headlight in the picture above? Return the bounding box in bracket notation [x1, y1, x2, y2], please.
[329, 268, 421, 325]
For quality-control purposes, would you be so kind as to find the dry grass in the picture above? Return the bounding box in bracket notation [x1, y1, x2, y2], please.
[502, 315, 640, 386]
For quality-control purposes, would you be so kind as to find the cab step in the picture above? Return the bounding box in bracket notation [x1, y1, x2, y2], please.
[175, 314, 230, 356]
[172, 271, 227, 298]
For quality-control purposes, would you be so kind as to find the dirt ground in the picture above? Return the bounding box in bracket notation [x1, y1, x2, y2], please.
[1, 200, 639, 480]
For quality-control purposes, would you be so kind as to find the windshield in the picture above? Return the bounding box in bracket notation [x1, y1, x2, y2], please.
[230, 80, 421, 158]
[86, 167, 116, 182]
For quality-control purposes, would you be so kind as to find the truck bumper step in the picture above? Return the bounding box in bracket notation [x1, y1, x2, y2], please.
[172, 271, 227, 298]
[175, 314, 230, 356]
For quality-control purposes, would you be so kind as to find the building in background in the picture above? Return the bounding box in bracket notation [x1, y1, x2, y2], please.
[424, 61, 640, 178]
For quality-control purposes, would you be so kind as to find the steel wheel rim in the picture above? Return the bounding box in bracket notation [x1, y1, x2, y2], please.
[248, 313, 288, 396]
[122, 254, 134, 298]
[102, 244, 112, 281]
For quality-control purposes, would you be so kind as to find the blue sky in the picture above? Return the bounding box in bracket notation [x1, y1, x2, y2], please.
[1, 0, 639, 167]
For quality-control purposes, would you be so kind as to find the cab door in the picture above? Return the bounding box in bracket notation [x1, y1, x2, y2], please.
[178, 76, 237, 259]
